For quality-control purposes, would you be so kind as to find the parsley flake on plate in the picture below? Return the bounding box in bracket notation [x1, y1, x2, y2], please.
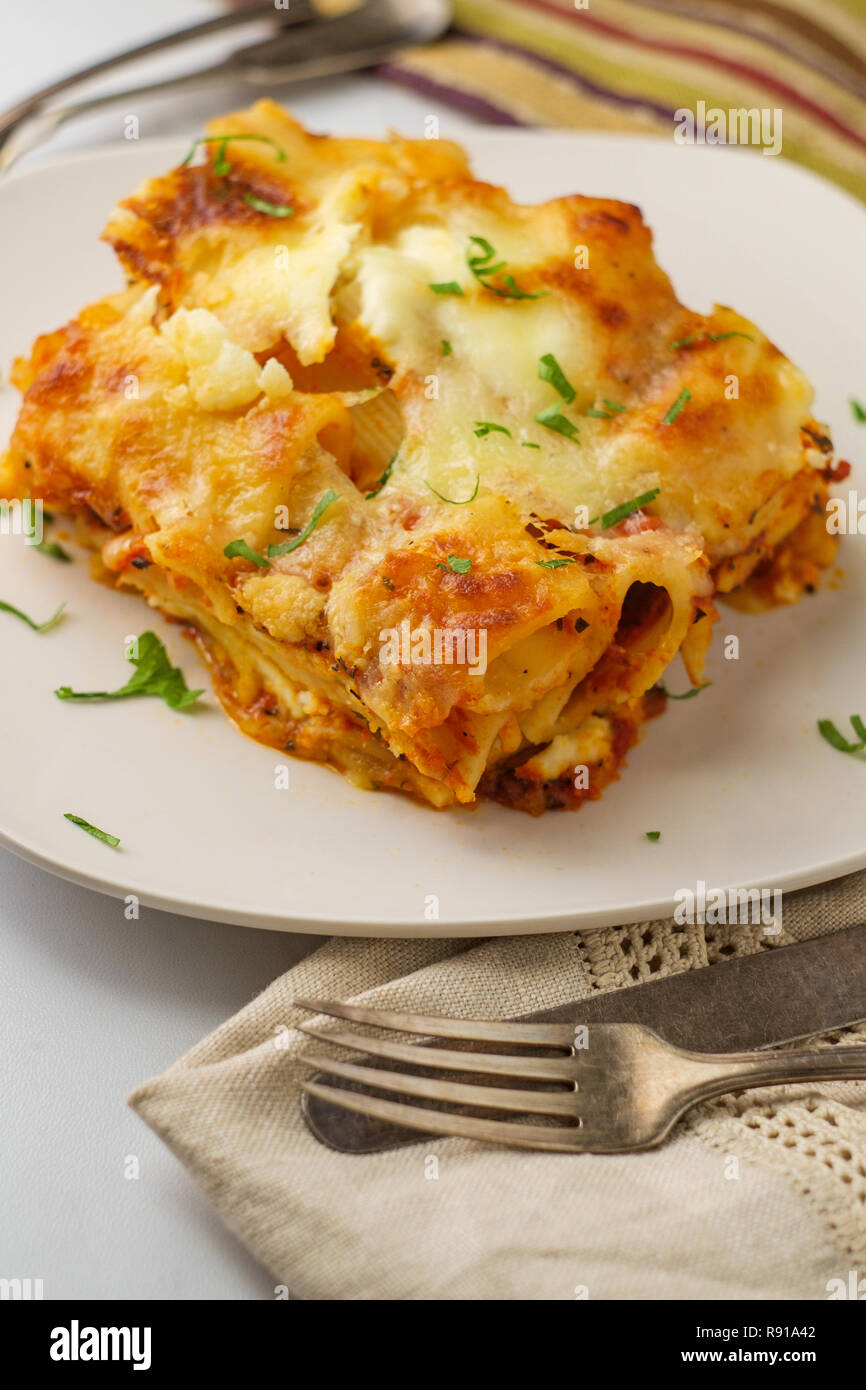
[55, 631, 203, 710]
[0, 599, 65, 632]
[64, 813, 120, 848]
[817, 715, 866, 755]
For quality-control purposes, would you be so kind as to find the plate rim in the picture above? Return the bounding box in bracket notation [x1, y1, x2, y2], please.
[1, 817, 864, 936]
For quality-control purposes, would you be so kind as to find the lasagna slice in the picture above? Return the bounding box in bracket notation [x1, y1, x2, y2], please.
[1, 102, 837, 812]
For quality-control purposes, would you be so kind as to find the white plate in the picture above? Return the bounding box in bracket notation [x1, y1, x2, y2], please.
[1, 133, 865, 936]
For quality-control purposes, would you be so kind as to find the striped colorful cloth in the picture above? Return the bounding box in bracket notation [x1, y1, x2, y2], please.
[379, 0, 866, 205]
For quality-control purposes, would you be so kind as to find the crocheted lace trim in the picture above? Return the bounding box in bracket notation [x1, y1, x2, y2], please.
[574, 919, 866, 1262]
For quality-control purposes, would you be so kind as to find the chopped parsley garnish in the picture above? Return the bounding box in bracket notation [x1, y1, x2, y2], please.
[658, 681, 711, 700]
[242, 193, 293, 218]
[0, 599, 65, 632]
[32, 540, 71, 561]
[662, 388, 691, 425]
[268, 490, 339, 557]
[226, 493, 339, 564]
[212, 143, 234, 177]
[437, 555, 472, 574]
[467, 236, 503, 278]
[441, 340, 453, 356]
[55, 631, 203, 710]
[645, 830, 661, 842]
[466, 236, 547, 300]
[538, 353, 576, 404]
[429, 281, 464, 296]
[365, 455, 396, 499]
[817, 715, 866, 755]
[521, 441, 540, 449]
[426, 475, 480, 504]
[536, 557, 576, 569]
[497, 274, 547, 300]
[534, 404, 580, 443]
[670, 331, 754, 350]
[850, 398, 866, 424]
[586, 399, 628, 420]
[224, 539, 270, 568]
[474, 421, 511, 439]
[63, 813, 120, 848]
[182, 133, 287, 172]
[587, 487, 660, 530]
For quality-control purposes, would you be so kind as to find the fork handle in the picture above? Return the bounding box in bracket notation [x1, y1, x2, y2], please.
[679, 1044, 866, 1106]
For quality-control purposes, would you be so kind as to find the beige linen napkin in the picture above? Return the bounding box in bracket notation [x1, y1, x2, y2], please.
[130, 872, 866, 1300]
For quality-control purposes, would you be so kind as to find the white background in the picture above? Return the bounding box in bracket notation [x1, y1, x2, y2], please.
[0, 0, 480, 1300]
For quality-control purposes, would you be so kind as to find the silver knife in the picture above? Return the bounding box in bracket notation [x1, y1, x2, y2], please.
[302, 923, 866, 1153]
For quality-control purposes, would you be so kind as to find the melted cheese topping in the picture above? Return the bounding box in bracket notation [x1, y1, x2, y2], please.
[0, 101, 835, 811]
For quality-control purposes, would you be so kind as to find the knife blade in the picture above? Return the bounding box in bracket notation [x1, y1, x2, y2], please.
[302, 923, 866, 1154]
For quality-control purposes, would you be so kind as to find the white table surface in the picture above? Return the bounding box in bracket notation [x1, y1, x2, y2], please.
[0, 0, 481, 1300]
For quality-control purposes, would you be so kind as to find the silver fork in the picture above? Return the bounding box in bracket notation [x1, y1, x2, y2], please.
[0, 0, 451, 175]
[296, 998, 866, 1152]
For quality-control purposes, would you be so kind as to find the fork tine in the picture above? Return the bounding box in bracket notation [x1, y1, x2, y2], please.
[297, 1025, 576, 1082]
[302, 1081, 590, 1152]
[300, 1055, 578, 1117]
[293, 997, 571, 1047]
